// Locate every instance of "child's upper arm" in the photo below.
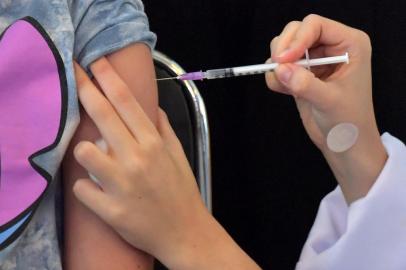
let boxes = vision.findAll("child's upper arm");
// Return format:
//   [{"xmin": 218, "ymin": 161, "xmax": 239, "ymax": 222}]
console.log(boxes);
[
  {"xmin": 63, "ymin": 1, "xmax": 158, "ymax": 269},
  {"xmin": 105, "ymin": 43, "xmax": 158, "ymax": 125},
  {"xmin": 70, "ymin": 0, "xmax": 156, "ymax": 71}
]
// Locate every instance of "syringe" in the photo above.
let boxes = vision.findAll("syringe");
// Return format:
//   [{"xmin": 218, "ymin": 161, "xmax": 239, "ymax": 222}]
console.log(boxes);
[{"xmin": 157, "ymin": 52, "xmax": 349, "ymax": 81}]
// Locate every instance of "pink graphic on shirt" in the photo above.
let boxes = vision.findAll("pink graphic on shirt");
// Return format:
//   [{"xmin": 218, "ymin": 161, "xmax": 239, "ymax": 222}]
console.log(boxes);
[{"xmin": 0, "ymin": 17, "xmax": 66, "ymax": 241}]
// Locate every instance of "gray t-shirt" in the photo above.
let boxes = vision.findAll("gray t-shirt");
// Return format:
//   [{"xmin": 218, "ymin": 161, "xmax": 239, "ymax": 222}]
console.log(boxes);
[{"xmin": 0, "ymin": 1, "xmax": 156, "ymax": 269}]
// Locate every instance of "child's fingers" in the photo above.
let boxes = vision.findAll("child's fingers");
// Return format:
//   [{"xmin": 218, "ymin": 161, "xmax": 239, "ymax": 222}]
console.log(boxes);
[
  {"xmin": 73, "ymin": 141, "xmax": 119, "ymax": 191},
  {"xmin": 275, "ymin": 14, "xmax": 353, "ymax": 63},
  {"xmin": 275, "ymin": 63, "xmax": 337, "ymax": 110},
  {"xmin": 73, "ymin": 178, "xmax": 113, "ymax": 221},
  {"xmin": 74, "ymin": 62, "xmax": 136, "ymax": 156},
  {"xmin": 90, "ymin": 58, "xmax": 159, "ymax": 144}
]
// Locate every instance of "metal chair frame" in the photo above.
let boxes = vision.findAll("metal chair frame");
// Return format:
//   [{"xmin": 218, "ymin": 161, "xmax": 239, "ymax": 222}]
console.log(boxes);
[{"xmin": 153, "ymin": 51, "xmax": 212, "ymax": 212}]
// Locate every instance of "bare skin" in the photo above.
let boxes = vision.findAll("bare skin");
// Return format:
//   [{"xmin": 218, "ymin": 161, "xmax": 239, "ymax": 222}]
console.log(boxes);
[
  {"xmin": 63, "ymin": 43, "xmax": 157, "ymax": 270},
  {"xmin": 71, "ymin": 15, "xmax": 387, "ymax": 269},
  {"xmin": 266, "ymin": 14, "xmax": 387, "ymax": 203}
]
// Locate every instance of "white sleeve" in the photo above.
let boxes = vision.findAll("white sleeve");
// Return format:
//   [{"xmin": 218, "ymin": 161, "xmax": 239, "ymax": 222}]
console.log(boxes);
[{"xmin": 296, "ymin": 133, "xmax": 406, "ymax": 270}]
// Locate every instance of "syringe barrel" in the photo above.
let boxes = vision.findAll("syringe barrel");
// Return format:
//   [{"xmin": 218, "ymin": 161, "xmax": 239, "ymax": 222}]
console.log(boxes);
[
  {"xmin": 203, "ymin": 52, "xmax": 349, "ymax": 80},
  {"xmin": 205, "ymin": 68, "xmax": 235, "ymax": 79},
  {"xmin": 206, "ymin": 63, "xmax": 278, "ymax": 79},
  {"xmin": 232, "ymin": 63, "xmax": 278, "ymax": 76}
]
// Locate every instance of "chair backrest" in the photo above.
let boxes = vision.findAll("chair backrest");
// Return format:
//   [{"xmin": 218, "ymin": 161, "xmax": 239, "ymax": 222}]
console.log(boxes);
[{"xmin": 153, "ymin": 51, "xmax": 212, "ymax": 212}]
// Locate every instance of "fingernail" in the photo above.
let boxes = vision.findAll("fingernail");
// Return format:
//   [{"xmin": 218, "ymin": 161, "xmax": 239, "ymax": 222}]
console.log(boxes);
[
  {"xmin": 265, "ymin": 58, "xmax": 272, "ymax": 64},
  {"xmin": 278, "ymin": 65, "xmax": 293, "ymax": 85}
]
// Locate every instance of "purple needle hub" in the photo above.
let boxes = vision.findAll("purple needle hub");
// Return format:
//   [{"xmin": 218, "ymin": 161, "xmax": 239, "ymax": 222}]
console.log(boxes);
[{"xmin": 179, "ymin": 71, "xmax": 205, "ymax": 81}]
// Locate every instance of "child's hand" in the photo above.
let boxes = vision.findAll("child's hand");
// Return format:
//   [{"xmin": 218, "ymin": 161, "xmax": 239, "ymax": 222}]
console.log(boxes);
[
  {"xmin": 266, "ymin": 14, "xmax": 387, "ymax": 203},
  {"xmin": 72, "ymin": 58, "xmax": 212, "ymax": 266},
  {"xmin": 72, "ymin": 59, "xmax": 260, "ymax": 270}
]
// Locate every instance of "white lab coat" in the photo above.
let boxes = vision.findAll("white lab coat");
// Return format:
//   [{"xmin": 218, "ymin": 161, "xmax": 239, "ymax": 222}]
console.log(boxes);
[{"xmin": 296, "ymin": 133, "xmax": 406, "ymax": 270}]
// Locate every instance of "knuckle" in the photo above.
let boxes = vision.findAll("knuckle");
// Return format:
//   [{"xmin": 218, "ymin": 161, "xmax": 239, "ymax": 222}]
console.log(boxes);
[
  {"xmin": 75, "ymin": 74, "xmax": 88, "ymax": 89},
  {"xmin": 356, "ymin": 30, "xmax": 372, "ymax": 52},
  {"xmin": 92, "ymin": 59, "xmax": 110, "ymax": 75},
  {"xmin": 303, "ymin": 14, "xmax": 321, "ymax": 23},
  {"xmin": 97, "ymin": 108, "xmax": 115, "ymax": 123},
  {"xmin": 159, "ymin": 108, "xmax": 168, "ymax": 122},
  {"xmin": 152, "ymin": 137, "xmax": 164, "ymax": 149},
  {"xmin": 285, "ymin": 20, "xmax": 300, "ymax": 30},
  {"xmin": 270, "ymin": 36, "xmax": 279, "ymax": 48},
  {"xmin": 123, "ymin": 157, "xmax": 143, "ymax": 176},
  {"xmin": 327, "ymin": 90, "xmax": 341, "ymax": 110},
  {"xmin": 356, "ymin": 29, "xmax": 370, "ymax": 40},
  {"xmin": 86, "ymin": 99, "xmax": 109, "ymax": 119},
  {"xmin": 270, "ymin": 36, "xmax": 279, "ymax": 55},
  {"xmin": 110, "ymin": 84, "xmax": 132, "ymax": 104},
  {"xmin": 144, "ymin": 137, "xmax": 164, "ymax": 153},
  {"xmin": 171, "ymin": 136, "xmax": 183, "ymax": 151},
  {"xmin": 108, "ymin": 204, "xmax": 127, "ymax": 227}
]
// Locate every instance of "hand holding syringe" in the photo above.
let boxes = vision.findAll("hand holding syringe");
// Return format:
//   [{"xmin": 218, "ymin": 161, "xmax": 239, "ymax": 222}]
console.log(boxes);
[{"xmin": 157, "ymin": 52, "xmax": 349, "ymax": 81}]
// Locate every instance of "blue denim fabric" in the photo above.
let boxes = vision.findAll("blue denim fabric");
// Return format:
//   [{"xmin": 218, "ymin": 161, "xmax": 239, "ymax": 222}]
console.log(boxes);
[{"xmin": 0, "ymin": 1, "xmax": 156, "ymax": 269}]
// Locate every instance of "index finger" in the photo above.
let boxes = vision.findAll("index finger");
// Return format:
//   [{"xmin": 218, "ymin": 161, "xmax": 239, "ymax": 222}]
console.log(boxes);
[
  {"xmin": 74, "ymin": 61, "xmax": 136, "ymax": 156},
  {"xmin": 275, "ymin": 14, "xmax": 355, "ymax": 62}
]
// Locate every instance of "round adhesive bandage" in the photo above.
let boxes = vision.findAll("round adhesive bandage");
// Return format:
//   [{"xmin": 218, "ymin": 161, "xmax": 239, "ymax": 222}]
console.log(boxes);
[{"xmin": 326, "ymin": 123, "xmax": 359, "ymax": 153}]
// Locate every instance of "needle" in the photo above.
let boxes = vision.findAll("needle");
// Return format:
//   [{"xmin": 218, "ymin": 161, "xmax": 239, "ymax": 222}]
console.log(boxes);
[{"xmin": 156, "ymin": 76, "xmax": 179, "ymax": 81}]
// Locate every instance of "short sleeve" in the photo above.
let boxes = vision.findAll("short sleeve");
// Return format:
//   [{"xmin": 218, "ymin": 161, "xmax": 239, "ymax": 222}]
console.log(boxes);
[
  {"xmin": 296, "ymin": 133, "xmax": 406, "ymax": 270},
  {"xmin": 69, "ymin": 0, "xmax": 157, "ymax": 71}
]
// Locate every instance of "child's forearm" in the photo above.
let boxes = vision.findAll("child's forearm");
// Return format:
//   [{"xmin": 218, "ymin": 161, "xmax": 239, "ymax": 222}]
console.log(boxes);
[
  {"xmin": 159, "ymin": 212, "xmax": 261, "ymax": 270},
  {"xmin": 63, "ymin": 43, "xmax": 157, "ymax": 270}
]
